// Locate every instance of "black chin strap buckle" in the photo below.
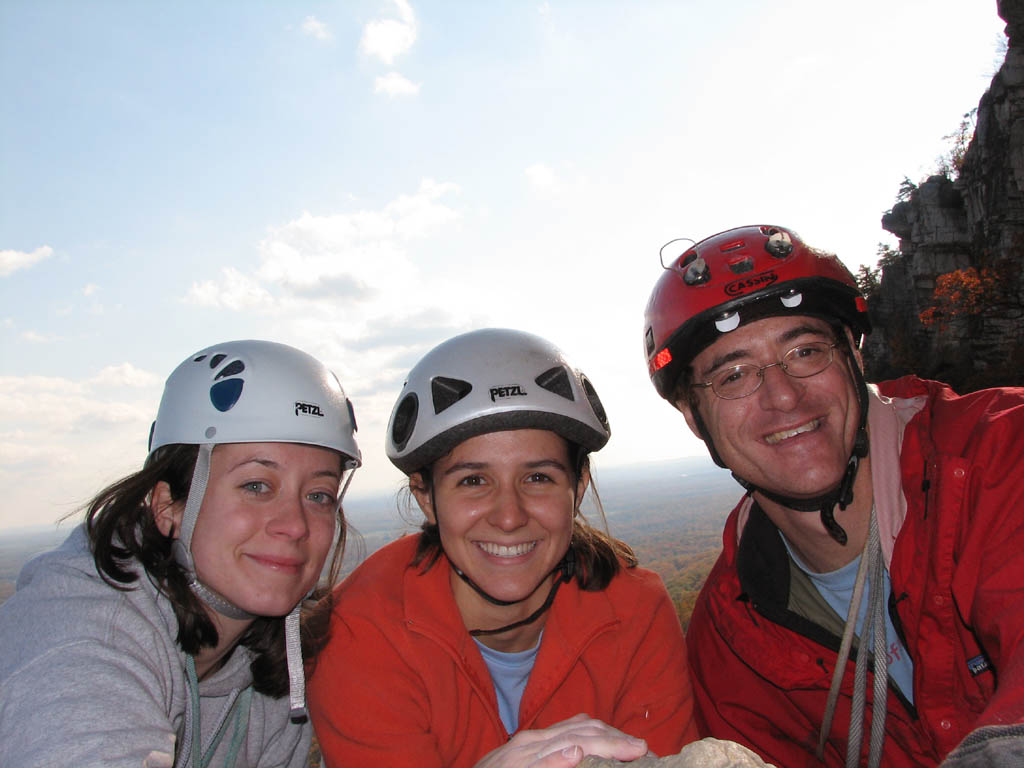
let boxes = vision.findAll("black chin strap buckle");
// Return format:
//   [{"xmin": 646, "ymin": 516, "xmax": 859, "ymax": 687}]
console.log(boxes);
[
  {"xmin": 560, "ymin": 548, "xmax": 576, "ymax": 580},
  {"xmin": 837, "ymin": 453, "xmax": 860, "ymax": 511},
  {"xmin": 819, "ymin": 453, "xmax": 858, "ymax": 546},
  {"xmin": 822, "ymin": 429, "xmax": 868, "ymax": 546},
  {"xmin": 819, "ymin": 501, "xmax": 848, "ymax": 546}
]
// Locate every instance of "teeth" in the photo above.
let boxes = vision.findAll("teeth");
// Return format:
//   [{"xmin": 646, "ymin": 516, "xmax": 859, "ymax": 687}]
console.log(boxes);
[
  {"xmin": 765, "ymin": 418, "xmax": 820, "ymax": 445},
  {"xmin": 477, "ymin": 541, "xmax": 537, "ymax": 557}
]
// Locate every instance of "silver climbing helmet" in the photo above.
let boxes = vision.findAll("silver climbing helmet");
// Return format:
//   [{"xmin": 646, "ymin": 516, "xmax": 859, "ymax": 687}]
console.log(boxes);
[
  {"xmin": 149, "ymin": 339, "xmax": 361, "ymax": 721},
  {"xmin": 386, "ymin": 328, "xmax": 610, "ymax": 475}
]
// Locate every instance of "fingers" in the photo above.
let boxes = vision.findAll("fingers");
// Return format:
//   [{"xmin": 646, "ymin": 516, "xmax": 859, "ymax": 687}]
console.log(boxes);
[
  {"xmin": 537, "ymin": 731, "xmax": 647, "ymax": 762},
  {"xmin": 473, "ymin": 715, "xmax": 648, "ymax": 768},
  {"xmin": 525, "ymin": 715, "xmax": 648, "ymax": 762},
  {"xmin": 528, "ymin": 745, "xmax": 585, "ymax": 768}
]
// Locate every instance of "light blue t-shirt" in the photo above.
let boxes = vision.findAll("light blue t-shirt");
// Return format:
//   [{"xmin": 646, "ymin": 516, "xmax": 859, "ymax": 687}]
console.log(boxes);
[
  {"xmin": 474, "ymin": 634, "xmax": 542, "ymax": 735},
  {"xmin": 784, "ymin": 536, "xmax": 915, "ymax": 703}
]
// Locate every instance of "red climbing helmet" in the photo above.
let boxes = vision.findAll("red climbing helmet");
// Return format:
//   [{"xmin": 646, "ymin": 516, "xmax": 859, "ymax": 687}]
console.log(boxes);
[{"xmin": 643, "ymin": 225, "xmax": 870, "ymax": 400}]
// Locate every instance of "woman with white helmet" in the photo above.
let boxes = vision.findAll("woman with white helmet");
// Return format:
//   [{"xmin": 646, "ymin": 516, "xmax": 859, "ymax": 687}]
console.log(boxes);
[
  {"xmin": 0, "ymin": 340, "xmax": 361, "ymax": 768},
  {"xmin": 308, "ymin": 328, "xmax": 697, "ymax": 768}
]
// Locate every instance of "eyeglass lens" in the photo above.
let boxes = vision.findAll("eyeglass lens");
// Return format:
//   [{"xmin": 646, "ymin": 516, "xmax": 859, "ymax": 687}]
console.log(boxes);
[{"xmin": 711, "ymin": 342, "xmax": 835, "ymax": 399}]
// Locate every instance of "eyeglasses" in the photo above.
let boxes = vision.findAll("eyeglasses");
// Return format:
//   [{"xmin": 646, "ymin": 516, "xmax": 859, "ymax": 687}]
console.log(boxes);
[{"xmin": 694, "ymin": 341, "xmax": 839, "ymax": 400}]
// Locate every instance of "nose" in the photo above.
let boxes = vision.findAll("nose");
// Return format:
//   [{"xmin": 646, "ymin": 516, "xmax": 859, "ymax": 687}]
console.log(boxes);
[
  {"xmin": 267, "ymin": 492, "xmax": 311, "ymax": 540},
  {"xmin": 486, "ymin": 483, "xmax": 529, "ymax": 532},
  {"xmin": 756, "ymin": 361, "xmax": 801, "ymax": 411}
]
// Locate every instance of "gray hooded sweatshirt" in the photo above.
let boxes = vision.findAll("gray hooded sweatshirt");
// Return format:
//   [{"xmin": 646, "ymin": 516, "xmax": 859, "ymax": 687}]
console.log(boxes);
[{"xmin": 0, "ymin": 525, "xmax": 311, "ymax": 768}]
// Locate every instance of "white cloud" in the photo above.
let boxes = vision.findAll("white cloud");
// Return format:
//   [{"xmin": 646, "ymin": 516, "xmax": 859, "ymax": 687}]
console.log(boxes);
[
  {"xmin": 0, "ymin": 245, "xmax": 53, "ymax": 277},
  {"xmin": 187, "ymin": 179, "xmax": 461, "ymax": 317},
  {"xmin": 89, "ymin": 363, "xmax": 161, "ymax": 389},
  {"xmin": 0, "ymin": 372, "xmax": 161, "ymax": 528},
  {"xmin": 361, "ymin": 0, "xmax": 417, "ymax": 65},
  {"xmin": 20, "ymin": 330, "xmax": 60, "ymax": 343},
  {"xmin": 301, "ymin": 15, "xmax": 333, "ymax": 42},
  {"xmin": 82, "ymin": 283, "xmax": 98, "ymax": 296},
  {"xmin": 186, "ymin": 266, "xmax": 276, "ymax": 312},
  {"xmin": 0, "ymin": 374, "xmax": 157, "ymax": 447},
  {"xmin": 525, "ymin": 163, "xmax": 557, "ymax": 189},
  {"xmin": 386, "ymin": 178, "xmax": 461, "ymax": 238},
  {"xmin": 374, "ymin": 72, "xmax": 420, "ymax": 96}
]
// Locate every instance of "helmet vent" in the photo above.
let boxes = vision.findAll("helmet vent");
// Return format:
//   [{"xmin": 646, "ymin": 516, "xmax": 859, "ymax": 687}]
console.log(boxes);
[
  {"xmin": 209, "ymin": 353, "xmax": 227, "ymax": 369},
  {"xmin": 346, "ymin": 398, "xmax": 358, "ymax": 432},
  {"xmin": 535, "ymin": 366, "xmax": 575, "ymax": 401},
  {"xmin": 581, "ymin": 376, "xmax": 609, "ymax": 429},
  {"xmin": 391, "ymin": 393, "xmax": 418, "ymax": 451},
  {"xmin": 431, "ymin": 376, "xmax": 472, "ymax": 415},
  {"xmin": 210, "ymin": 379, "xmax": 244, "ymax": 412},
  {"xmin": 214, "ymin": 359, "xmax": 245, "ymax": 380},
  {"xmin": 193, "ymin": 354, "xmax": 208, "ymax": 363},
  {"xmin": 727, "ymin": 257, "xmax": 754, "ymax": 274}
]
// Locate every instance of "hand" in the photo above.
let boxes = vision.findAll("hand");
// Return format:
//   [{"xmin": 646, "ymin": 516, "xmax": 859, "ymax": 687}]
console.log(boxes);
[{"xmin": 473, "ymin": 713, "xmax": 650, "ymax": 768}]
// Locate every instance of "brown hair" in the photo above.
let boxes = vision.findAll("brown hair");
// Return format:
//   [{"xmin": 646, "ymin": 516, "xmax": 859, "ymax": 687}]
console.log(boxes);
[
  {"xmin": 84, "ymin": 443, "xmax": 346, "ymax": 698},
  {"xmin": 407, "ymin": 444, "xmax": 636, "ymax": 590}
]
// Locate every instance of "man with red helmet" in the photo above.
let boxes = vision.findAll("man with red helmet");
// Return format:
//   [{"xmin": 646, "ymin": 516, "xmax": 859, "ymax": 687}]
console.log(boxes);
[{"xmin": 643, "ymin": 225, "xmax": 1024, "ymax": 767}]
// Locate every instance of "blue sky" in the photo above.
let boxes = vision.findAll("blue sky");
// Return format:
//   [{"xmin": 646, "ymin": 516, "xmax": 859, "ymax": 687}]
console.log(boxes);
[{"xmin": 0, "ymin": 0, "xmax": 1007, "ymax": 530}]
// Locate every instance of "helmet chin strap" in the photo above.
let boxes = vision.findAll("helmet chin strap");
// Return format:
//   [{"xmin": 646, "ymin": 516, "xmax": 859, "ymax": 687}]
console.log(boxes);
[
  {"xmin": 431, "ymin": 474, "xmax": 579, "ymax": 638},
  {"xmin": 173, "ymin": 444, "xmax": 256, "ymax": 621},
  {"xmin": 455, "ymin": 552, "xmax": 575, "ymax": 638},
  {"xmin": 692, "ymin": 335, "xmax": 871, "ymax": 546}
]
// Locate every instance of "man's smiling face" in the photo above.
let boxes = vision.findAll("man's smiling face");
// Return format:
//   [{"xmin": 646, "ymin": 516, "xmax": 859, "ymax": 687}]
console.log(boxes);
[{"xmin": 678, "ymin": 314, "xmax": 862, "ymax": 503}]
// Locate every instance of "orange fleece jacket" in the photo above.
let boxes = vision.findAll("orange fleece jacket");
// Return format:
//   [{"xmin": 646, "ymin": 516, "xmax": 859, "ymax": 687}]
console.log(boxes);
[{"xmin": 308, "ymin": 534, "xmax": 697, "ymax": 767}]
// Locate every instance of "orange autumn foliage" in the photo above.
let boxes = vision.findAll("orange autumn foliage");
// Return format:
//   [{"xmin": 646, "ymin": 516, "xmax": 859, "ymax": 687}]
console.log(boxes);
[{"xmin": 919, "ymin": 267, "xmax": 999, "ymax": 331}]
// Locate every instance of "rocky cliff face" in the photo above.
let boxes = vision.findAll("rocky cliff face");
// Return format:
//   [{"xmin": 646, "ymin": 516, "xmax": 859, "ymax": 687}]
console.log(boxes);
[
  {"xmin": 578, "ymin": 738, "xmax": 773, "ymax": 768},
  {"xmin": 865, "ymin": 0, "xmax": 1024, "ymax": 391}
]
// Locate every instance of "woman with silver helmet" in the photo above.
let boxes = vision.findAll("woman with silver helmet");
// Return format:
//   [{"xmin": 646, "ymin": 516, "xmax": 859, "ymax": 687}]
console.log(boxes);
[
  {"xmin": 308, "ymin": 328, "xmax": 697, "ymax": 767},
  {"xmin": 0, "ymin": 340, "xmax": 361, "ymax": 768}
]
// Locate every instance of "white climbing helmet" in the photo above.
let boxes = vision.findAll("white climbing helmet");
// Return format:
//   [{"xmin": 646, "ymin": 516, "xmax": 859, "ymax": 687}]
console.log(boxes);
[
  {"xmin": 149, "ymin": 339, "xmax": 361, "ymax": 722},
  {"xmin": 386, "ymin": 328, "xmax": 610, "ymax": 475},
  {"xmin": 149, "ymin": 339, "xmax": 361, "ymax": 462}
]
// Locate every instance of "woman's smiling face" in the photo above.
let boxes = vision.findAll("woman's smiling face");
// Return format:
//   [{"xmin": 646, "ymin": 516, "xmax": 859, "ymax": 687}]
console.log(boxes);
[
  {"xmin": 155, "ymin": 441, "xmax": 343, "ymax": 618},
  {"xmin": 413, "ymin": 428, "xmax": 582, "ymax": 625}
]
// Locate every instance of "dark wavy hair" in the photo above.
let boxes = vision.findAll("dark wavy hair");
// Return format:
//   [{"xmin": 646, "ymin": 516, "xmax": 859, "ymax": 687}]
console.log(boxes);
[
  {"xmin": 84, "ymin": 443, "xmax": 347, "ymax": 698},
  {"xmin": 407, "ymin": 443, "xmax": 636, "ymax": 590}
]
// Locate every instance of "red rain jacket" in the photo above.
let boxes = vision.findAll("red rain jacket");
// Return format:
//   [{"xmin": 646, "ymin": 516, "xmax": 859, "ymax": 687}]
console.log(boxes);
[{"xmin": 687, "ymin": 377, "xmax": 1024, "ymax": 766}]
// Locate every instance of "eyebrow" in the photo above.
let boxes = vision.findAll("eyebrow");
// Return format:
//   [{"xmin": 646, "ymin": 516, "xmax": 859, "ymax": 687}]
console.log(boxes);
[
  {"xmin": 699, "ymin": 323, "xmax": 833, "ymax": 379},
  {"xmin": 441, "ymin": 458, "xmax": 569, "ymax": 476},
  {"xmin": 229, "ymin": 457, "xmax": 341, "ymax": 480}
]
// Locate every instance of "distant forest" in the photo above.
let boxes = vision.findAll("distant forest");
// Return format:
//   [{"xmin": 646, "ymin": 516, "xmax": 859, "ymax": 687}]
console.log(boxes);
[{"xmin": 594, "ymin": 461, "xmax": 738, "ymax": 628}]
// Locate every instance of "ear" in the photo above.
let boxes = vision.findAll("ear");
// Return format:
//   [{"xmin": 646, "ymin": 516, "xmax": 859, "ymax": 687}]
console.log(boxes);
[
  {"xmin": 150, "ymin": 481, "xmax": 184, "ymax": 538},
  {"xmin": 409, "ymin": 473, "xmax": 435, "ymax": 524},
  {"xmin": 672, "ymin": 394, "xmax": 707, "ymax": 441},
  {"xmin": 843, "ymin": 326, "xmax": 866, "ymax": 374}
]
